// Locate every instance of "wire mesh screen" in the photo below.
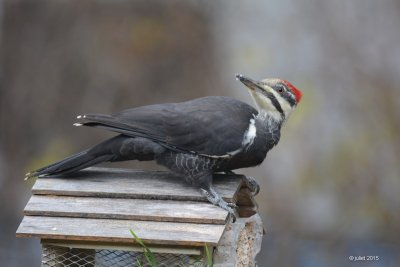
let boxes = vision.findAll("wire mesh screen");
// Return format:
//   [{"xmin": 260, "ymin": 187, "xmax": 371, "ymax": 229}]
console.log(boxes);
[{"xmin": 42, "ymin": 245, "xmax": 204, "ymax": 267}]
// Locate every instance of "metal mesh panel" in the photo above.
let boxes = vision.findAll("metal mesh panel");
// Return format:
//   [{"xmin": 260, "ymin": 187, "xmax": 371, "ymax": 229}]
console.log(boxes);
[
  {"xmin": 42, "ymin": 246, "xmax": 95, "ymax": 267},
  {"xmin": 42, "ymin": 245, "xmax": 204, "ymax": 267}
]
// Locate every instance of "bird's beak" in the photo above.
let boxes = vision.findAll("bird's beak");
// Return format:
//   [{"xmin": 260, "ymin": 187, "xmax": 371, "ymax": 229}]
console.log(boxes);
[{"xmin": 235, "ymin": 74, "xmax": 263, "ymax": 92}]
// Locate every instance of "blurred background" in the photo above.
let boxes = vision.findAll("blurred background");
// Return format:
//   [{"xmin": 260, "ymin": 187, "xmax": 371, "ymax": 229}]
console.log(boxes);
[{"xmin": 1, "ymin": 0, "xmax": 399, "ymax": 266}]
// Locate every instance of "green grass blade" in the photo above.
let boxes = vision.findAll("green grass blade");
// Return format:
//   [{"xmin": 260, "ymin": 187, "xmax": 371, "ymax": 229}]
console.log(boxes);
[
  {"xmin": 130, "ymin": 229, "xmax": 158, "ymax": 267},
  {"xmin": 136, "ymin": 257, "xmax": 143, "ymax": 267},
  {"xmin": 204, "ymin": 244, "xmax": 213, "ymax": 267},
  {"xmin": 130, "ymin": 229, "xmax": 146, "ymax": 247}
]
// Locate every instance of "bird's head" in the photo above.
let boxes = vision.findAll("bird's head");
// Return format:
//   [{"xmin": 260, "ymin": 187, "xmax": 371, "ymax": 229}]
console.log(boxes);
[{"xmin": 236, "ymin": 74, "xmax": 302, "ymax": 122}]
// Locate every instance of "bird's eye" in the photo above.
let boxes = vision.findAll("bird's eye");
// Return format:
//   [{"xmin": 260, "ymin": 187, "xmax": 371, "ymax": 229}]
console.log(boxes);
[{"xmin": 277, "ymin": 86, "xmax": 284, "ymax": 93}]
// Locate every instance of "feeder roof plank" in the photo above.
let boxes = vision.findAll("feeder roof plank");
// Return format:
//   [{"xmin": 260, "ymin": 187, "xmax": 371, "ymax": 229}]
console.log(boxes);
[
  {"xmin": 32, "ymin": 167, "xmax": 242, "ymax": 203},
  {"xmin": 24, "ymin": 195, "xmax": 228, "ymax": 224},
  {"xmin": 16, "ymin": 216, "xmax": 225, "ymax": 247}
]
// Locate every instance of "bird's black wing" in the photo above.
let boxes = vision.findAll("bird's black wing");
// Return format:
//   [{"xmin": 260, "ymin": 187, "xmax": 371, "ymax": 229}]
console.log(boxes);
[{"xmin": 78, "ymin": 96, "xmax": 257, "ymax": 156}]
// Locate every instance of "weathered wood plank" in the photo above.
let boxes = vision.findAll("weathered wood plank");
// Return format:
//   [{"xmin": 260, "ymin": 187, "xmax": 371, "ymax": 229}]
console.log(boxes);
[
  {"xmin": 32, "ymin": 167, "xmax": 243, "ymax": 203},
  {"xmin": 24, "ymin": 195, "xmax": 228, "ymax": 224},
  {"xmin": 16, "ymin": 216, "xmax": 225, "ymax": 246}
]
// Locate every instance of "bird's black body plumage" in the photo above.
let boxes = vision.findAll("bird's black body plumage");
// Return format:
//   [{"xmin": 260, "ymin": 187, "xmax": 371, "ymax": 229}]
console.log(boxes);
[{"xmin": 31, "ymin": 97, "xmax": 281, "ymax": 175}]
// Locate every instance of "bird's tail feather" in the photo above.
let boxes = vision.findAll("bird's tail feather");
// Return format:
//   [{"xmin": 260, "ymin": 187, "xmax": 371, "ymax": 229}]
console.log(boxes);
[{"xmin": 25, "ymin": 149, "xmax": 112, "ymax": 180}]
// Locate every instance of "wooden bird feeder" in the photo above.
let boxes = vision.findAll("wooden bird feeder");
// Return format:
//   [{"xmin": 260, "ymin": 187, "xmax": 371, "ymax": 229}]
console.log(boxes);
[{"xmin": 16, "ymin": 167, "xmax": 262, "ymax": 266}]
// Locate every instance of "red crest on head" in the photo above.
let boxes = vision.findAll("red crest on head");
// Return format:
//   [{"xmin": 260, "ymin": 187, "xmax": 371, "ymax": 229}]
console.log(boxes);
[{"xmin": 282, "ymin": 80, "xmax": 302, "ymax": 103}]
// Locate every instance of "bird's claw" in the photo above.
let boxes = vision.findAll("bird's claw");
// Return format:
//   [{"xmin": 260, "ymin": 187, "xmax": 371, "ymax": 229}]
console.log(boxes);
[
  {"xmin": 227, "ymin": 210, "xmax": 237, "ymax": 223},
  {"xmin": 222, "ymin": 203, "xmax": 237, "ymax": 223},
  {"xmin": 243, "ymin": 175, "xmax": 260, "ymax": 196},
  {"xmin": 227, "ymin": 202, "xmax": 237, "ymax": 209},
  {"xmin": 225, "ymin": 171, "xmax": 260, "ymax": 196},
  {"xmin": 226, "ymin": 203, "xmax": 239, "ymax": 223},
  {"xmin": 217, "ymin": 201, "xmax": 238, "ymax": 223}
]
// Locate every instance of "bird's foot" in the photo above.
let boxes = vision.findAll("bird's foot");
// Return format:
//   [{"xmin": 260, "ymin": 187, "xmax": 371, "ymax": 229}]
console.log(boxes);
[
  {"xmin": 225, "ymin": 171, "xmax": 260, "ymax": 196},
  {"xmin": 223, "ymin": 202, "xmax": 238, "ymax": 223},
  {"xmin": 200, "ymin": 188, "xmax": 238, "ymax": 223},
  {"xmin": 243, "ymin": 175, "xmax": 260, "ymax": 196}
]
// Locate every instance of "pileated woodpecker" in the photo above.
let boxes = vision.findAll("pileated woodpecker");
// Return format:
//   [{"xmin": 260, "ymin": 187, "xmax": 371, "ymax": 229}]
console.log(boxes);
[{"xmin": 26, "ymin": 74, "xmax": 302, "ymax": 219}]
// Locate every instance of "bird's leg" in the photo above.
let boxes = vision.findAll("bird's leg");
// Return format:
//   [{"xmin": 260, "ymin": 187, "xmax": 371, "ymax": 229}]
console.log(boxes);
[
  {"xmin": 195, "ymin": 172, "xmax": 237, "ymax": 222},
  {"xmin": 200, "ymin": 186, "xmax": 237, "ymax": 223},
  {"xmin": 225, "ymin": 170, "xmax": 260, "ymax": 196}
]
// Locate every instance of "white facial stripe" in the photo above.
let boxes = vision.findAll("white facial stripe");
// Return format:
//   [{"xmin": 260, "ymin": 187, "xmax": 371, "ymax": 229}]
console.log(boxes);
[
  {"xmin": 269, "ymin": 88, "xmax": 292, "ymax": 116},
  {"xmin": 250, "ymin": 91, "xmax": 282, "ymax": 121}
]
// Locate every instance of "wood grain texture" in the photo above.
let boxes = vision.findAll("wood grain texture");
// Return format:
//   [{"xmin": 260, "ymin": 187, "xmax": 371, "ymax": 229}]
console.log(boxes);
[
  {"xmin": 32, "ymin": 167, "xmax": 243, "ymax": 202},
  {"xmin": 17, "ymin": 216, "xmax": 225, "ymax": 246},
  {"xmin": 25, "ymin": 195, "xmax": 228, "ymax": 224}
]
